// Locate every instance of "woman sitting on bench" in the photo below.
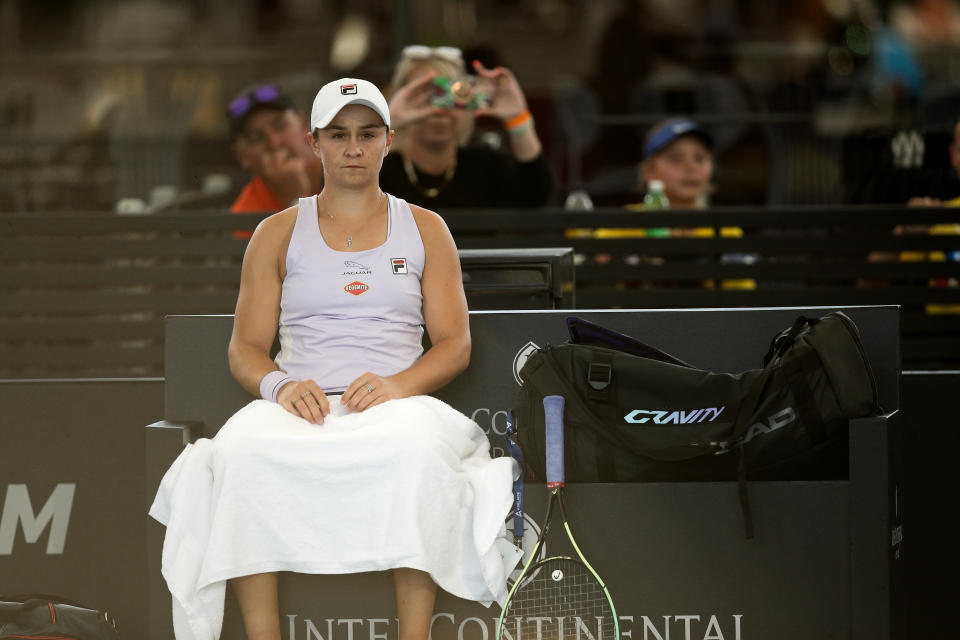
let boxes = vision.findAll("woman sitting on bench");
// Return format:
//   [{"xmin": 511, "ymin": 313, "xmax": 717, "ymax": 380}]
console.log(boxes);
[{"xmin": 150, "ymin": 78, "xmax": 517, "ymax": 640}]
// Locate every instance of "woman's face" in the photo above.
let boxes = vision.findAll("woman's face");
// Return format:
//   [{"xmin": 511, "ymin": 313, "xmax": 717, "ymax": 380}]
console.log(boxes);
[
  {"xmin": 404, "ymin": 63, "xmax": 469, "ymax": 150},
  {"xmin": 310, "ymin": 104, "xmax": 393, "ymax": 187},
  {"xmin": 642, "ymin": 136, "xmax": 714, "ymax": 208}
]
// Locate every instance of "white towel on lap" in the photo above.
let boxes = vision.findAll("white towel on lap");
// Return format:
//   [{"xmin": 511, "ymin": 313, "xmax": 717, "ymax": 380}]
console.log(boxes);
[{"xmin": 149, "ymin": 395, "xmax": 518, "ymax": 640}]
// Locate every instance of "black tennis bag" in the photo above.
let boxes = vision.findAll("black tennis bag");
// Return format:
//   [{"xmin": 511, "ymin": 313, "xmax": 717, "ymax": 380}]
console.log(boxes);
[
  {"xmin": 513, "ymin": 312, "xmax": 881, "ymax": 485},
  {"xmin": 0, "ymin": 594, "xmax": 121, "ymax": 640}
]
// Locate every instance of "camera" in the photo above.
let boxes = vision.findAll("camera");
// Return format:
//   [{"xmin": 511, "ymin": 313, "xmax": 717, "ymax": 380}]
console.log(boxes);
[{"xmin": 429, "ymin": 75, "xmax": 493, "ymax": 111}]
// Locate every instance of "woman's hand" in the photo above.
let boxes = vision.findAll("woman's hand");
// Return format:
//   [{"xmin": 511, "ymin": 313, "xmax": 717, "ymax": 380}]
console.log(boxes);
[
  {"xmin": 340, "ymin": 373, "xmax": 406, "ymax": 412},
  {"xmin": 277, "ymin": 379, "xmax": 330, "ymax": 425},
  {"xmin": 471, "ymin": 60, "xmax": 529, "ymax": 122},
  {"xmin": 389, "ymin": 72, "xmax": 443, "ymax": 130}
]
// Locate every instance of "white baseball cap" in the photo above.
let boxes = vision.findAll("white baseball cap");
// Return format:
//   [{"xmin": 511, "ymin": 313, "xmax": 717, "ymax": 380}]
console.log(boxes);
[{"xmin": 310, "ymin": 78, "xmax": 391, "ymax": 130}]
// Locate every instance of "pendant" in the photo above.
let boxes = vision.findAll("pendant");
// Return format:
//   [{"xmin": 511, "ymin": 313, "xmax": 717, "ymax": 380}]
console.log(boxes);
[
  {"xmin": 347, "ymin": 235, "xmax": 353, "ymax": 248},
  {"xmin": 424, "ymin": 187, "xmax": 439, "ymax": 198}
]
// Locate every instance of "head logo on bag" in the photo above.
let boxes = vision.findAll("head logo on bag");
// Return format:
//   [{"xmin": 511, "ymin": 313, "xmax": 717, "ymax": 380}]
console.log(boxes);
[
  {"xmin": 513, "ymin": 341, "xmax": 540, "ymax": 385},
  {"xmin": 624, "ymin": 406, "xmax": 726, "ymax": 425},
  {"xmin": 711, "ymin": 407, "xmax": 798, "ymax": 455}
]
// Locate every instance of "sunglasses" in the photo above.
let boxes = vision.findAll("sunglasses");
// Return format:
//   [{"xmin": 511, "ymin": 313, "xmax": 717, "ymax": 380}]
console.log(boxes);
[
  {"xmin": 227, "ymin": 84, "xmax": 284, "ymax": 121},
  {"xmin": 401, "ymin": 45, "xmax": 463, "ymax": 62}
]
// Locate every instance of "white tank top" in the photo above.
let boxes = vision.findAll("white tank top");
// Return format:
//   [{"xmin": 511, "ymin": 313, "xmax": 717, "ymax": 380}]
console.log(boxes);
[{"xmin": 274, "ymin": 193, "xmax": 426, "ymax": 392}]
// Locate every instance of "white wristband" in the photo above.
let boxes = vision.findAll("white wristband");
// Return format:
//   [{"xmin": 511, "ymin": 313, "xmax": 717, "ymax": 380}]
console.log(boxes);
[{"xmin": 259, "ymin": 370, "xmax": 293, "ymax": 403}]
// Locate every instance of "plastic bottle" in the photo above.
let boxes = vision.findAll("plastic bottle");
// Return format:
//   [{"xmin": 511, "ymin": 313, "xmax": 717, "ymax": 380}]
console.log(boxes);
[
  {"xmin": 643, "ymin": 179, "xmax": 670, "ymax": 209},
  {"xmin": 643, "ymin": 179, "xmax": 670, "ymax": 238}
]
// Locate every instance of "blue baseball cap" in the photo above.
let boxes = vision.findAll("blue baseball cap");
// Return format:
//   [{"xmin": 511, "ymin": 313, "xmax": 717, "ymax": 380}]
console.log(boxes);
[{"xmin": 643, "ymin": 119, "xmax": 714, "ymax": 160}]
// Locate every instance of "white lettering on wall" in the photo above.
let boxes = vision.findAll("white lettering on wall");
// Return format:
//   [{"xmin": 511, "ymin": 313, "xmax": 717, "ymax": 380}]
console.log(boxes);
[
  {"xmin": 0, "ymin": 483, "xmax": 75, "ymax": 555},
  {"xmin": 285, "ymin": 612, "xmax": 743, "ymax": 640}
]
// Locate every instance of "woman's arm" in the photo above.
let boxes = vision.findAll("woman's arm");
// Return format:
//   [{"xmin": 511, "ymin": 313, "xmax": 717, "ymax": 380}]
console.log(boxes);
[
  {"xmin": 227, "ymin": 207, "xmax": 329, "ymax": 424},
  {"xmin": 227, "ymin": 210, "xmax": 291, "ymax": 396},
  {"xmin": 340, "ymin": 206, "xmax": 470, "ymax": 410},
  {"xmin": 472, "ymin": 61, "xmax": 542, "ymax": 162}
]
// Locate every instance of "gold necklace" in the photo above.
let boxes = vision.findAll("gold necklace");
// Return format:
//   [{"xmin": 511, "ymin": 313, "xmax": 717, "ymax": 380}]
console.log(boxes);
[
  {"xmin": 319, "ymin": 191, "xmax": 384, "ymax": 248},
  {"xmin": 402, "ymin": 153, "xmax": 457, "ymax": 198}
]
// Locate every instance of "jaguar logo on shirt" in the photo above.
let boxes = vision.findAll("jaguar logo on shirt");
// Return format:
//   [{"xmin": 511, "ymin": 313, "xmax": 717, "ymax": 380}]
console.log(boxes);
[
  {"xmin": 341, "ymin": 260, "xmax": 372, "ymax": 276},
  {"xmin": 344, "ymin": 281, "xmax": 369, "ymax": 296}
]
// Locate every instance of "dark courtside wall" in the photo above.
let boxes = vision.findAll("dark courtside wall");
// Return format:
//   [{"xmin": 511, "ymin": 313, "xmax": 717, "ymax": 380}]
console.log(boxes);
[
  {"xmin": 0, "ymin": 378, "xmax": 163, "ymax": 639},
  {"xmin": 1, "ymin": 343, "xmax": 956, "ymax": 638}
]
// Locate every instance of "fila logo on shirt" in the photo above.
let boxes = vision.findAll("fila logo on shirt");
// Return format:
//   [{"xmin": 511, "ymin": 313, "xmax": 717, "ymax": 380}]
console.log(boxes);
[
  {"xmin": 340, "ymin": 84, "xmax": 357, "ymax": 95},
  {"xmin": 344, "ymin": 281, "xmax": 369, "ymax": 295},
  {"xmin": 391, "ymin": 258, "xmax": 408, "ymax": 275}
]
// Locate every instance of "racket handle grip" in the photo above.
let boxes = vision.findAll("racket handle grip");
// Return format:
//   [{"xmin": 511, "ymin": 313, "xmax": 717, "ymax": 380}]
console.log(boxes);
[{"xmin": 543, "ymin": 395, "xmax": 565, "ymax": 488}]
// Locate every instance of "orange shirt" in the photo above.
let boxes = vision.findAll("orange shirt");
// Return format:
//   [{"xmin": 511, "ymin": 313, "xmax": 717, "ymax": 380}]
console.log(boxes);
[
  {"xmin": 230, "ymin": 177, "xmax": 285, "ymax": 239},
  {"xmin": 230, "ymin": 176, "xmax": 285, "ymax": 214}
]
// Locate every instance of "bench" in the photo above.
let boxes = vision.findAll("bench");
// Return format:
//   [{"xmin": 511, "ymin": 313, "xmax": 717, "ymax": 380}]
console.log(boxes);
[{"xmin": 146, "ymin": 306, "xmax": 902, "ymax": 640}]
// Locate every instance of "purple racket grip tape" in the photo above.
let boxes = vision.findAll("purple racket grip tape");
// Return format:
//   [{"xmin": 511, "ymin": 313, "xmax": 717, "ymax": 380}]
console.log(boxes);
[{"xmin": 543, "ymin": 395, "xmax": 566, "ymax": 488}]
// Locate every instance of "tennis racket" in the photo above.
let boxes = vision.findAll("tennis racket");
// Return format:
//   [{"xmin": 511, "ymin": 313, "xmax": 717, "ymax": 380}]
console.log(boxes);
[{"xmin": 496, "ymin": 395, "xmax": 619, "ymax": 640}]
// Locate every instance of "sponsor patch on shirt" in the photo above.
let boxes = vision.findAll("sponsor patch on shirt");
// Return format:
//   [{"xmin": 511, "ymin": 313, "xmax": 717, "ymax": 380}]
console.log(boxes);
[
  {"xmin": 344, "ymin": 281, "xmax": 369, "ymax": 295},
  {"xmin": 391, "ymin": 258, "xmax": 408, "ymax": 275},
  {"xmin": 342, "ymin": 260, "xmax": 372, "ymax": 276}
]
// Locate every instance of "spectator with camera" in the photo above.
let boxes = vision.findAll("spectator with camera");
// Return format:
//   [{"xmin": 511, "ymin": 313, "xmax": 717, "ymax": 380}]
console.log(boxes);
[
  {"xmin": 228, "ymin": 84, "xmax": 325, "ymax": 213},
  {"xmin": 380, "ymin": 45, "xmax": 553, "ymax": 209}
]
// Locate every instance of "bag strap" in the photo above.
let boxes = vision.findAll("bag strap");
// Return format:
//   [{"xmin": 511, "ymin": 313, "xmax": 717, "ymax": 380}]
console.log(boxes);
[
  {"xmin": 763, "ymin": 316, "xmax": 818, "ymax": 366},
  {"xmin": 737, "ymin": 443, "xmax": 755, "ymax": 539}
]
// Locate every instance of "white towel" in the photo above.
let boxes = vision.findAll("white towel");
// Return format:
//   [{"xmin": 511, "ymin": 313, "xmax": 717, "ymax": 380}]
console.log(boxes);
[{"xmin": 149, "ymin": 395, "xmax": 519, "ymax": 640}]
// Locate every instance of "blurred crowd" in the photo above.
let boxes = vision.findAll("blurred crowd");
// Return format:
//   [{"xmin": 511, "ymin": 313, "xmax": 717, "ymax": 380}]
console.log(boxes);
[{"xmin": 2, "ymin": 0, "xmax": 960, "ymax": 213}]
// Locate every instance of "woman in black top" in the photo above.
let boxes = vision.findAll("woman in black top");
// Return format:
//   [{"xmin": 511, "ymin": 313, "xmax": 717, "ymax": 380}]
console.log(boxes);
[{"xmin": 380, "ymin": 45, "xmax": 554, "ymax": 209}]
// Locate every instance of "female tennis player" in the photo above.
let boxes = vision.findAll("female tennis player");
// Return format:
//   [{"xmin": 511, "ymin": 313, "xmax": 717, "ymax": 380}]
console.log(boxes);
[{"xmin": 150, "ymin": 77, "xmax": 517, "ymax": 640}]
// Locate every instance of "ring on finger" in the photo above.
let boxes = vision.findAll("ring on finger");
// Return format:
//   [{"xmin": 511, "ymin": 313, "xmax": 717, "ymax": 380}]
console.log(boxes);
[{"xmin": 365, "ymin": 383, "xmax": 374, "ymax": 393}]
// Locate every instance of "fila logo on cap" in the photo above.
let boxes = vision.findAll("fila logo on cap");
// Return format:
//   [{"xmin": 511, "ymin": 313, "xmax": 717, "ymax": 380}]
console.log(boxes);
[
  {"xmin": 391, "ymin": 258, "xmax": 408, "ymax": 274},
  {"xmin": 340, "ymin": 84, "xmax": 358, "ymax": 95}
]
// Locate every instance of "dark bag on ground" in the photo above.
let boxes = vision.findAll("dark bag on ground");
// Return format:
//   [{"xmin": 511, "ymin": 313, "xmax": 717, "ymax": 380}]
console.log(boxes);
[
  {"xmin": 513, "ymin": 312, "xmax": 881, "ymax": 485},
  {"xmin": 0, "ymin": 594, "xmax": 121, "ymax": 640}
]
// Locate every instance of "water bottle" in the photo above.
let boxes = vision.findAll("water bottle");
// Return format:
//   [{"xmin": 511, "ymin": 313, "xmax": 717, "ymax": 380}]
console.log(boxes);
[
  {"xmin": 643, "ymin": 179, "xmax": 670, "ymax": 210},
  {"xmin": 643, "ymin": 180, "xmax": 670, "ymax": 238}
]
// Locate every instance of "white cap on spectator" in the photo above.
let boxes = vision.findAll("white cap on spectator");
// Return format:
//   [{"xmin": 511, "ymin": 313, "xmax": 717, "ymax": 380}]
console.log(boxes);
[{"xmin": 310, "ymin": 78, "xmax": 391, "ymax": 131}]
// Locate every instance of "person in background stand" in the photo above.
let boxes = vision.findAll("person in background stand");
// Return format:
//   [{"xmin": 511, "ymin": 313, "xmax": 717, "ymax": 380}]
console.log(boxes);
[
  {"xmin": 633, "ymin": 118, "xmax": 715, "ymax": 211},
  {"xmin": 869, "ymin": 113, "xmax": 960, "ymax": 308},
  {"xmin": 908, "ymin": 114, "xmax": 960, "ymax": 208},
  {"xmin": 379, "ymin": 45, "xmax": 553, "ymax": 209},
  {"xmin": 569, "ymin": 118, "xmax": 753, "ymax": 289},
  {"xmin": 228, "ymin": 84, "xmax": 325, "ymax": 214}
]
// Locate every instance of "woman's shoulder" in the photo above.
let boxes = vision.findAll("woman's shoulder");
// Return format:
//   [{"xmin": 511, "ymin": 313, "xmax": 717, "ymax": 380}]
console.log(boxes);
[
  {"xmin": 406, "ymin": 202, "xmax": 447, "ymax": 231},
  {"xmin": 402, "ymin": 201, "xmax": 454, "ymax": 248},
  {"xmin": 254, "ymin": 205, "xmax": 298, "ymax": 236},
  {"xmin": 247, "ymin": 204, "xmax": 300, "ymax": 255}
]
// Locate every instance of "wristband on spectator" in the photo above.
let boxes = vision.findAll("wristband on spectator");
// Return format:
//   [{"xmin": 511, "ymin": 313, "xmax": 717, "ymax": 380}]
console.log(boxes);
[
  {"xmin": 504, "ymin": 110, "xmax": 533, "ymax": 134},
  {"xmin": 259, "ymin": 369, "xmax": 293, "ymax": 403}
]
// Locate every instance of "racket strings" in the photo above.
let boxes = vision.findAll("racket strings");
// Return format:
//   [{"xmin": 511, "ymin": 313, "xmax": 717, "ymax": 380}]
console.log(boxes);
[{"xmin": 502, "ymin": 557, "xmax": 616, "ymax": 640}]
